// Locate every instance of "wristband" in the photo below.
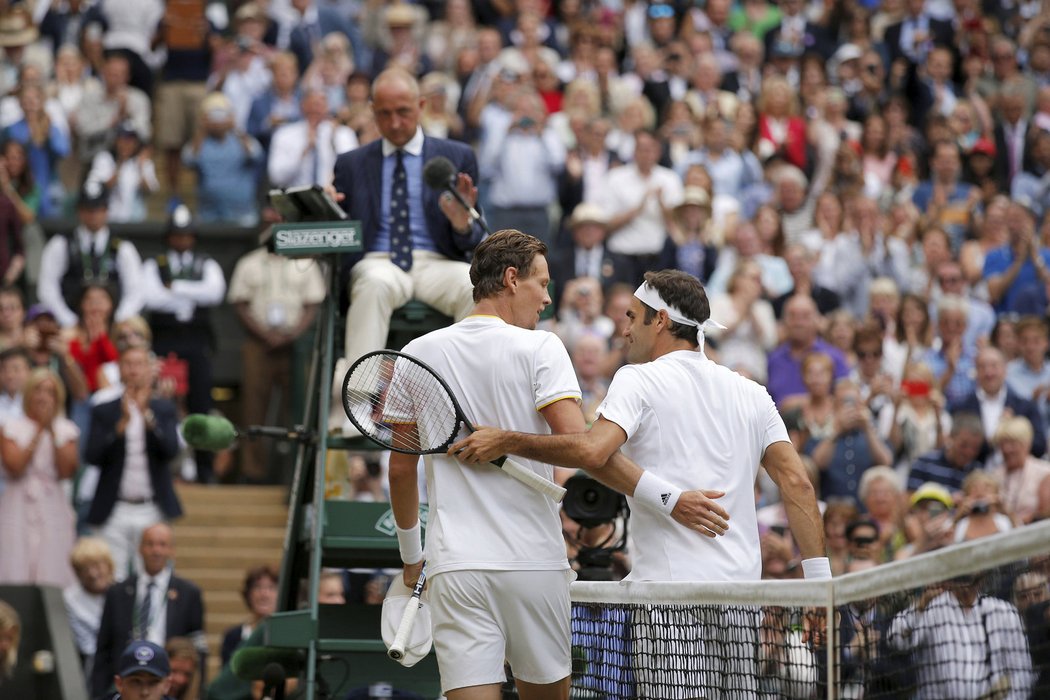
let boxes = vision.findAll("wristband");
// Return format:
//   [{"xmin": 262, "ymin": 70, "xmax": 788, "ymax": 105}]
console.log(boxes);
[
  {"xmin": 395, "ymin": 522, "xmax": 423, "ymax": 565},
  {"xmin": 634, "ymin": 471, "xmax": 682, "ymax": 515},
  {"xmin": 801, "ymin": 556, "xmax": 833, "ymax": 580}
]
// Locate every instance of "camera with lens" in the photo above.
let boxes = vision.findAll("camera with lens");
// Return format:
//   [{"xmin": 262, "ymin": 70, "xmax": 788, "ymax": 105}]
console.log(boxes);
[
  {"xmin": 562, "ymin": 474, "xmax": 628, "ymax": 581},
  {"xmin": 564, "ymin": 473, "xmax": 626, "ymax": 527},
  {"xmin": 970, "ymin": 500, "xmax": 990, "ymax": 515}
]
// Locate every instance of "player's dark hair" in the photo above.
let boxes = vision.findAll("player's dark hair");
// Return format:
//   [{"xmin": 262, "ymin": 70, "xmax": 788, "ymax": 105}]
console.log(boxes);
[
  {"xmin": 639, "ymin": 270, "xmax": 710, "ymax": 345},
  {"xmin": 470, "ymin": 229, "xmax": 548, "ymax": 302}
]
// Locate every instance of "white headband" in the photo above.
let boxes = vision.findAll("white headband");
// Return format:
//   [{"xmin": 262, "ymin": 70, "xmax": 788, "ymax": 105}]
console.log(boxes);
[{"xmin": 634, "ymin": 282, "xmax": 725, "ymax": 351}]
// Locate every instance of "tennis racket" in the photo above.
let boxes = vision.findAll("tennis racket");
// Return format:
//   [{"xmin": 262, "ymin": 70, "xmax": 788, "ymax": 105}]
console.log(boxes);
[
  {"xmin": 341, "ymin": 350, "xmax": 566, "ymax": 502},
  {"xmin": 388, "ymin": 563, "xmax": 426, "ymax": 662}
]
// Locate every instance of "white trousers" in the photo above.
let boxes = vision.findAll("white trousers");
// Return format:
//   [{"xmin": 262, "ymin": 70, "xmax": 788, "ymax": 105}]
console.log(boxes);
[
  {"xmin": 92, "ymin": 501, "xmax": 165, "ymax": 582},
  {"xmin": 341, "ymin": 251, "xmax": 475, "ymax": 370}
]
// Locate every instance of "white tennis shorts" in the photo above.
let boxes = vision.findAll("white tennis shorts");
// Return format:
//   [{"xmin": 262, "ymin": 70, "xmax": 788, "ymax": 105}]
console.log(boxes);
[{"xmin": 429, "ymin": 569, "xmax": 574, "ymax": 693}]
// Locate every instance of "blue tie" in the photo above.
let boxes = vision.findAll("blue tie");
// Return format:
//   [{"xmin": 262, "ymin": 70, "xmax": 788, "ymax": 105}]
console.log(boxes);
[{"xmin": 390, "ymin": 150, "xmax": 413, "ymax": 271}]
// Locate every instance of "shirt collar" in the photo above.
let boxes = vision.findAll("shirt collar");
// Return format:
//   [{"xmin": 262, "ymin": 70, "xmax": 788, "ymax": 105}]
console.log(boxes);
[
  {"xmin": 382, "ymin": 128, "xmax": 424, "ymax": 157},
  {"xmin": 977, "ymin": 386, "xmax": 1006, "ymax": 403},
  {"xmin": 77, "ymin": 226, "xmax": 110, "ymax": 251},
  {"xmin": 140, "ymin": 565, "xmax": 172, "ymax": 592}
]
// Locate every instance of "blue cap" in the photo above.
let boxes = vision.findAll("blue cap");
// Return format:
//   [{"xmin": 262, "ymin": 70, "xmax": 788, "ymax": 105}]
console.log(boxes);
[{"xmin": 118, "ymin": 641, "xmax": 170, "ymax": 678}]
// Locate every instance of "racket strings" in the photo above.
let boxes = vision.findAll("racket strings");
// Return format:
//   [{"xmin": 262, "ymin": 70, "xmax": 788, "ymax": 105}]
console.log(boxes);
[{"xmin": 343, "ymin": 353, "xmax": 458, "ymax": 453}]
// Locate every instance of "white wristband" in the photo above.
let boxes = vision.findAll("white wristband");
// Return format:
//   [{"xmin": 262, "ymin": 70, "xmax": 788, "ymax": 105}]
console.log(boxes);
[
  {"xmin": 802, "ymin": 556, "xmax": 832, "ymax": 580},
  {"xmin": 634, "ymin": 471, "xmax": 682, "ymax": 515},
  {"xmin": 395, "ymin": 522, "xmax": 423, "ymax": 565}
]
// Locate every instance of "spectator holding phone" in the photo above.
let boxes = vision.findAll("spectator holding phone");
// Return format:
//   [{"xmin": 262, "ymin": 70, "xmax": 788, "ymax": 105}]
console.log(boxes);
[
  {"xmin": 896, "ymin": 483, "xmax": 957, "ymax": 560},
  {"xmin": 23, "ymin": 305, "xmax": 89, "ymax": 411},
  {"xmin": 954, "ymin": 471, "xmax": 1013, "ymax": 542},
  {"xmin": 878, "ymin": 361, "xmax": 949, "ymax": 474}
]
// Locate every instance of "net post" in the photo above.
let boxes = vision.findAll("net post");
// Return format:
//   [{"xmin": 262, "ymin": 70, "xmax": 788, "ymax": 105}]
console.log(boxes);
[{"xmin": 825, "ymin": 581, "xmax": 835, "ymax": 700}]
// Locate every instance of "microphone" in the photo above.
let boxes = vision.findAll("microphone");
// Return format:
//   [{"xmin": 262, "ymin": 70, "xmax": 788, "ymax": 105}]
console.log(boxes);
[
  {"xmin": 261, "ymin": 662, "xmax": 286, "ymax": 700},
  {"xmin": 422, "ymin": 156, "xmax": 487, "ymax": 231},
  {"xmin": 231, "ymin": 646, "xmax": 305, "ymax": 681},
  {"xmin": 181, "ymin": 414, "xmax": 238, "ymax": 451},
  {"xmin": 181, "ymin": 414, "xmax": 316, "ymax": 451}
]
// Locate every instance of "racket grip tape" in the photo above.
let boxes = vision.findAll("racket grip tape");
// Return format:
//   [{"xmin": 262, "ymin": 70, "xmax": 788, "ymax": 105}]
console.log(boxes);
[
  {"xmin": 388, "ymin": 602, "xmax": 420, "ymax": 662},
  {"xmin": 497, "ymin": 457, "xmax": 567, "ymax": 502}
]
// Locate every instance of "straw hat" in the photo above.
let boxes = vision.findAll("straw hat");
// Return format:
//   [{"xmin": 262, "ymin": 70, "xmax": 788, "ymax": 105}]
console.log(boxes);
[
  {"xmin": 385, "ymin": 3, "xmax": 418, "ymax": 27},
  {"xmin": 0, "ymin": 8, "xmax": 39, "ymax": 48},
  {"xmin": 568, "ymin": 203, "xmax": 609, "ymax": 229},
  {"xmin": 676, "ymin": 187, "xmax": 712, "ymax": 210}
]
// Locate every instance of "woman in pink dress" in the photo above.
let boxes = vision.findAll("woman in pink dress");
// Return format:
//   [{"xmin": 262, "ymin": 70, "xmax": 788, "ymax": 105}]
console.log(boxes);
[{"xmin": 0, "ymin": 368, "xmax": 79, "ymax": 586}]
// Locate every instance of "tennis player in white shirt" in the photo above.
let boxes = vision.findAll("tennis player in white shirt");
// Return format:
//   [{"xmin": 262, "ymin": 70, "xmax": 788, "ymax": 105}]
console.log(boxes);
[
  {"xmin": 451, "ymin": 269, "xmax": 829, "ymax": 695},
  {"xmin": 388, "ymin": 233, "xmax": 722, "ymax": 700}
]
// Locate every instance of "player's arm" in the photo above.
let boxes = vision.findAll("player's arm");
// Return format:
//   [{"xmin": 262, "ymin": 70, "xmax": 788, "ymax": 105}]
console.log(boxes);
[
  {"xmin": 761, "ymin": 440, "xmax": 828, "ymax": 573},
  {"xmin": 388, "ymin": 423, "xmax": 424, "ymax": 585},
  {"xmin": 453, "ymin": 417, "xmax": 730, "ymax": 536}
]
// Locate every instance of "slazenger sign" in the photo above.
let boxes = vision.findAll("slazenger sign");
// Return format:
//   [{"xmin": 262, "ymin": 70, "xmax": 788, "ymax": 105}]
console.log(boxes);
[{"xmin": 271, "ymin": 221, "xmax": 362, "ymax": 255}]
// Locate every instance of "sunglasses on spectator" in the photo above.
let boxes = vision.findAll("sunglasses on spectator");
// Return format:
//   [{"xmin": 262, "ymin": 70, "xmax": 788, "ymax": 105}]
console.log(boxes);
[
  {"xmin": 857, "ymin": 350, "xmax": 882, "ymax": 359},
  {"xmin": 850, "ymin": 536, "xmax": 878, "ymax": 546},
  {"xmin": 648, "ymin": 4, "xmax": 675, "ymax": 19}
]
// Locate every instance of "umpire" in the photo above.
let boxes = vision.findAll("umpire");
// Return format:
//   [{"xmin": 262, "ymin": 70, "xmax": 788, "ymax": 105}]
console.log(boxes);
[{"xmin": 142, "ymin": 205, "xmax": 227, "ymax": 482}]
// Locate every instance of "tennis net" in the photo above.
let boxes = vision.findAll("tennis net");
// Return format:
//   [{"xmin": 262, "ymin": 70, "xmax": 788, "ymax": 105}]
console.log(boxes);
[{"xmin": 569, "ymin": 520, "xmax": 1050, "ymax": 699}]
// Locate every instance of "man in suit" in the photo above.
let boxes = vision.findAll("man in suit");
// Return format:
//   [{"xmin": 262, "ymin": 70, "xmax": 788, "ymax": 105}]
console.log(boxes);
[
  {"xmin": 994, "ymin": 81, "xmax": 1036, "ymax": 193},
  {"xmin": 86, "ymin": 345, "xmax": 182, "ymax": 581},
  {"xmin": 550, "ymin": 203, "xmax": 632, "ymax": 314},
  {"xmin": 91, "ymin": 523, "xmax": 205, "ymax": 700},
  {"xmin": 883, "ymin": 0, "xmax": 954, "ymax": 69},
  {"xmin": 286, "ymin": 0, "xmax": 366, "ymax": 77},
  {"xmin": 949, "ymin": 346, "xmax": 1047, "ymax": 462},
  {"xmin": 762, "ymin": 0, "xmax": 833, "ymax": 61},
  {"xmin": 330, "ymin": 68, "xmax": 483, "ymax": 429}
]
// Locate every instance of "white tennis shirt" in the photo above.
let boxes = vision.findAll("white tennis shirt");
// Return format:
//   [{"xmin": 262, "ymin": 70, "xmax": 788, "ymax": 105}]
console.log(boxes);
[
  {"xmin": 597, "ymin": 350, "xmax": 790, "ymax": 581},
  {"xmin": 401, "ymin": 316, "xmax": 581, "ymax": 577}
]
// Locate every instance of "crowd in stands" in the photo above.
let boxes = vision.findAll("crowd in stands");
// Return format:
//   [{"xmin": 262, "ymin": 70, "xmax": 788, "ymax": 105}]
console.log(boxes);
[{"xmin": 3, "ymin": 0, "xmax": 1050, "ymax": 696}]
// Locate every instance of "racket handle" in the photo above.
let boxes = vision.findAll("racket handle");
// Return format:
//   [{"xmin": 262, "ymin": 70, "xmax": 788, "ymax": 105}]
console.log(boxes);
[
  {"xmin": 495, "ymin": 457, "xmax": 567, "ymax": 503},
  {"xmin": 388, "ymin": 602, "xmax": 420, "ymax": 662},
  {"xmin": 389, "ymin": 565, "xmax": 427, "ymax": 663}
]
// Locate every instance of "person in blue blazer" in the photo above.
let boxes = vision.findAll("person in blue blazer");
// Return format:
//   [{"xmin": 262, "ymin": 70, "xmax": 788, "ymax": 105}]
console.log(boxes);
[
  {"xmin": 85, "ymin": 345, "xmax": 182, "ymax": 581},
  {"xmin": 948, "ymin": 346, "xmax": 1047, "ymax": 462}
]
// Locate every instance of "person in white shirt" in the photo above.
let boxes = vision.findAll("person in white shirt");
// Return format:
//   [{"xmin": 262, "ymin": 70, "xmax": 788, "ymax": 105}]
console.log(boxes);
[
  {"xmin": 37, "ymin": 181, "xmax": 145, "ymax": 329},
  {"xmin": 593, "ymin": 129, "xmax": 683, "ymax": 283},
  {"xmin": 142, "ymin": 205, "xmax": 227, "ymax": 483},
  {"xmin": 887, "ymin": 575, "xmax": 1033, "ymax": 700},
  {"xmin": 268, "ymin": 89, "xmax": 357, "ymax": 189},
  {"xmin": 388, "ymin": 231, "xmax": 716, "ymax": 700},
  {"xmin": 452, "ymin": 269, "xmax": 828, "ymax": 697}
]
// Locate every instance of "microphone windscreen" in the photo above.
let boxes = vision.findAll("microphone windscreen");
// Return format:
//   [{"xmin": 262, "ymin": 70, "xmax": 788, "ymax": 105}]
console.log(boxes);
[
  {"xmin": 181, "ymin": 414, "xmax": 238, "ymax": 451},
  {"xmin": 422, "ymin": 156, "xmax": 455, "ymax": 190},
  {"xmin": 231, "ymin": 646, "xmax": 304, "ymax": 680}
]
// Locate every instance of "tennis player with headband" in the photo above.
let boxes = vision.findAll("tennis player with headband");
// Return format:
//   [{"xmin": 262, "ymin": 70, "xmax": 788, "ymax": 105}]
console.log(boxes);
[
  {"xmin": 451, "ymin": 269, "xmax": 830, "ymax": 694},
  {"xmin": 388, "ymin": 234, "xmax": 731, "ymax": 700}
]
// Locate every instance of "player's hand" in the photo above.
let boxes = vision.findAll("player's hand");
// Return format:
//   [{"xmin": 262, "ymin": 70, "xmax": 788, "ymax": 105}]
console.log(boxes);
[
  {"xmin": 402, "ymin": 560, "xmax": 424, "ymax": 589},
  {"xmin": 673, "ymin": 489, "xmax": 729, "ymax": 537},
  {"xmin": 448, "ymin": 426, "xmax": 506, "ymax": 464}
]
